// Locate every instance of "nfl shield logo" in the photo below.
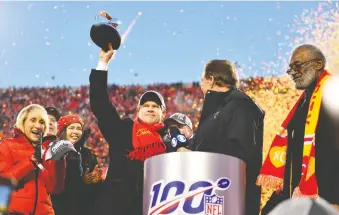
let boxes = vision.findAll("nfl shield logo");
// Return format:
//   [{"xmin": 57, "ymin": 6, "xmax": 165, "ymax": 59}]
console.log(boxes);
[{"xmin": 204, "ymin": 194, "xmax": 224, "ymax": 215}]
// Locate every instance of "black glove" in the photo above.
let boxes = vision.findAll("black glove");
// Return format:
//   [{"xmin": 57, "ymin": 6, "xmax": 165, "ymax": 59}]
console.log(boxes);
[
  {"xmin": 73, "ymin": 128, "xmax": 92, "ymax": 151},
  {"xmin": 165, "ymin": 126, "xmax": 189, "ymax": 152}
]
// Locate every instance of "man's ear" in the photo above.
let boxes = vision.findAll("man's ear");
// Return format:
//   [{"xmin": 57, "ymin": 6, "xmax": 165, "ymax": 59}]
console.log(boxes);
[
  {"xmin": 316, "ymin": 59, "xmax": 324, "ymax": 70},
  {"xmin": 209, "ymin": 76, "xmax": 215, "ymax": 88}
]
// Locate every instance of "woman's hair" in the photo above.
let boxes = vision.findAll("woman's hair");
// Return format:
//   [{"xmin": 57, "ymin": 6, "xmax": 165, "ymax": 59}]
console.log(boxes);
[
  {"xmin": 58, "ymin": 129, "xmax": 67, "ymax": 141},
  {"xmin": 15, "ymin": 104, "xmax": 49, "ymax": 136}
]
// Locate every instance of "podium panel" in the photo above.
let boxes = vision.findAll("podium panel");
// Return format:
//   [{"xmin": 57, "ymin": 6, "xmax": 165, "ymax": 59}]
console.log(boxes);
[{"xmin": 143, "ymin": 152, "xmax": 246, "ymax": 215}]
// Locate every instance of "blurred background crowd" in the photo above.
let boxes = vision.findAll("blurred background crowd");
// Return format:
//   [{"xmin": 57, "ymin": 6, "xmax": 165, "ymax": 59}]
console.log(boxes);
[{"xmin": 0, "ymin": 76, "xmax": 301, "ymax": 209}]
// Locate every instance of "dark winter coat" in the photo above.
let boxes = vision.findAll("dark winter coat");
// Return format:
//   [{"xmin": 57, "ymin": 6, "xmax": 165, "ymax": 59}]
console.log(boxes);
[
  {"xmin": 51, "ymin": 146, "xmax": 100, "ymax": 215},
  {"xmin": 190, "ymin": 89, "xmax": 265, "ymax": 215}
]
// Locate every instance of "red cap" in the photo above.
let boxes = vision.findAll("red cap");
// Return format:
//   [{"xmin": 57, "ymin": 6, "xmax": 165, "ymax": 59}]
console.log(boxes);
[{"xmin": 57, "ymin": 114, "xmax": 84, "ymax": 137}]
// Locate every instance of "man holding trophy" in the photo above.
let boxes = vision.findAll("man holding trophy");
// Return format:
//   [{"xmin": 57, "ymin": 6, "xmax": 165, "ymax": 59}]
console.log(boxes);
[{"xmin": 89, "ymin": 12, "xmax": 189, "ymax": 215}]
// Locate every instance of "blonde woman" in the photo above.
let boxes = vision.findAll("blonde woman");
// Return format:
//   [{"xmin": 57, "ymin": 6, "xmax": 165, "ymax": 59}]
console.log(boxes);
[{"xmin": 0, "ymin": 104, "xmax": 66, "ymax": 215}]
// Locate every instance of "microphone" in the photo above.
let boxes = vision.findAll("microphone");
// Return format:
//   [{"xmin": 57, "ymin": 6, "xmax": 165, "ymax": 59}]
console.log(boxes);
[
  {"xmin": 35, "ymin": 132, "xmax": 43, "ymax": 163},
  {"xmin": 165, "ymin": 126, "xmax": 188, "ymax": 152},
  {"xmin": 31, "ymin": 132, "xmax": 44, "ymax": 171}
]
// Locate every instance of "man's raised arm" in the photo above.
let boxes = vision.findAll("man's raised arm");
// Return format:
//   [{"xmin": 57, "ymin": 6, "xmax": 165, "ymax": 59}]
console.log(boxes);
[{"xmin": 89, "ymin": 43, "xmax": 123, "ymax": 144}]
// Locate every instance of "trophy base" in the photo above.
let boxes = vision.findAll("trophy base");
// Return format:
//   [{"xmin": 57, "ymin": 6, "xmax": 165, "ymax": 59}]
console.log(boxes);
[{"xmin": 90, "ymin": 23, "xmax": 121, "ymax": 50}]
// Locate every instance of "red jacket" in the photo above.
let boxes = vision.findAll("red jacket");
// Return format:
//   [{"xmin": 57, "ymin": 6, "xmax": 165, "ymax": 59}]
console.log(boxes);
[{"xmin": 0, "ymin": 129, "xmax": 66, "ymax": 215}]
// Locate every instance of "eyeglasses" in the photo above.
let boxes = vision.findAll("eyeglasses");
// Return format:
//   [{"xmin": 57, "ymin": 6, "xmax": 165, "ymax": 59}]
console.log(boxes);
[{"xmin": 286, "ymin": 59, "xmax": 319, "ymax": 74}]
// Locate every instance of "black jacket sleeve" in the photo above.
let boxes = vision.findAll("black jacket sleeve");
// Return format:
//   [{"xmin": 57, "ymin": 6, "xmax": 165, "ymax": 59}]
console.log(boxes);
[
  {"xmin": 218, "ymin": 100, "xmax": 259, "ymax": 164},
  {"xmin": 89, "ymin": 70, "xmax": 129, "ymax": 149},
  {"xmin": 218, "ymin": 100, "xmax": 263, "ymax": 215}
]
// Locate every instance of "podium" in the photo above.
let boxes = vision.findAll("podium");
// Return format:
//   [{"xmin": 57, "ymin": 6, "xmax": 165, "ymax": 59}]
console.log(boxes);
[{"xmin": 143, "ymin": 152, "xmax": 246, "ymax": 215}]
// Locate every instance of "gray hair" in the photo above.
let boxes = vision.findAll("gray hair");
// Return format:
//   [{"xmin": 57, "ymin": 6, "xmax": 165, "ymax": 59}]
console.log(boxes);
[{"xmin": 293, "ymin": 44, "xmax": 326, "ymax": 69}]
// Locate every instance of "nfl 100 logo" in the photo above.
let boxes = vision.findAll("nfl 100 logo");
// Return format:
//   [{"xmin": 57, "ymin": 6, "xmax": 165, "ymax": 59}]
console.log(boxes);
[{"xmin": 147, "ymin": 177, "xmax": 231, "ymax": 215}]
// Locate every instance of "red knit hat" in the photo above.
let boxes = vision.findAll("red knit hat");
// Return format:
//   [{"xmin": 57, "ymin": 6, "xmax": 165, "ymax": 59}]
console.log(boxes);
[{"xmin": 57, "ymin": 114, "xmax": 84, "ymax": 137}]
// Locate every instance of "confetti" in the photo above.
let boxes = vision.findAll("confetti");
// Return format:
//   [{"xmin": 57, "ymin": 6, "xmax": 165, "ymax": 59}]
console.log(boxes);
[{"xmin": 261, "ymin": 2, "xmax": 339, "ymax": 78}]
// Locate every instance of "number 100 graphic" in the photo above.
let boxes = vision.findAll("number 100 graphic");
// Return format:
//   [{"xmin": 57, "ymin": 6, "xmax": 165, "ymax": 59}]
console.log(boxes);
[{"xmin": 148, "ymin": 177, "xmax": 231, "ymax": 215}]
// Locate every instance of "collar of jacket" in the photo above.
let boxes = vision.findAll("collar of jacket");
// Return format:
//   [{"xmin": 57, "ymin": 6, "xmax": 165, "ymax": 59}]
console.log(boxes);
[
  {"xmin": 42, "ymin": 135, "xmax": 57, "ymax": 147},
  {"xmin": 199, "ymin": 89, "xmax": 234, "ymax": 123},
  {"xmin": 13, "ymin": 127, "xmax": 36, "ymax": 147}
]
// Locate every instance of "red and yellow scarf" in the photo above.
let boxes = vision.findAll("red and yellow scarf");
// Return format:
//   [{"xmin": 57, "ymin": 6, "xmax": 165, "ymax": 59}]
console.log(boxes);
[
  {"xmin": 256, "ymin": 71, "xmax": 330, "ymax": 197},
  {"xmin": 127, "ymin": 119, "xmax": 167, "ymax": 161}
]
